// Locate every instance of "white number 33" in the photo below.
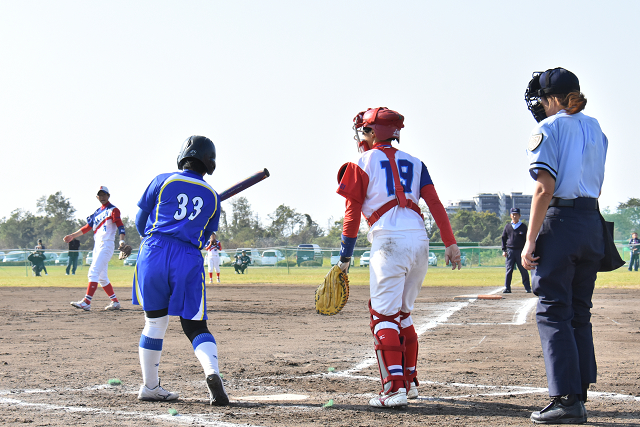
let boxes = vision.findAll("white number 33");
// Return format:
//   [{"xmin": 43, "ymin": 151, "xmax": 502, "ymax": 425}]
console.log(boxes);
[{"xmin": 174, "ymin": 194, "xmax": 204, "ymax": 221}]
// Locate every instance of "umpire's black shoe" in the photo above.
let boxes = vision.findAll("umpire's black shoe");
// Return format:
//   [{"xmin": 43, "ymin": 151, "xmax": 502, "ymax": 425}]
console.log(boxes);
[
  {"xmin": 502, "ymin": 288, "xmax": 512, "ymax": 293},
  {"xmin": 206, "ymin": 373, "xmax": 229, "ymax": 406},
  {"xmin": 531, "ymin": 394, "xmax": 587, "ymax": 424}
]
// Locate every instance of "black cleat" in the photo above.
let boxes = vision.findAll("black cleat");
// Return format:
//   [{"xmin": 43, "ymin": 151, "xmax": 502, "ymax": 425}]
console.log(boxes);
[
  {"xmin": 206, "ymin": 373, "xmax": 229, "ymax": 406},
  {"xmin": 502, "ymin": 288, "xmax": 512, "ymax": 293},
  {"xmin": 531, "ymin": 395, "xmax": 587, "ymax": 424}
]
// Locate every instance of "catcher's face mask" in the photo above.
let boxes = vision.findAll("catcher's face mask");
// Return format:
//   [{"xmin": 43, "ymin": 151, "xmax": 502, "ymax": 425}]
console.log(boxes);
[{"xmin": 353, "ymin": 111, "xmax": 370, "ymax": 153}]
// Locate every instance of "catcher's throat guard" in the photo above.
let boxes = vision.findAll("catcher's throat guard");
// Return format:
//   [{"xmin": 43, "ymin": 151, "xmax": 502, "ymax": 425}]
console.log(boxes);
[{"xmin": 315, "ymin": 265, "xmax": 350, "ymax": 315}]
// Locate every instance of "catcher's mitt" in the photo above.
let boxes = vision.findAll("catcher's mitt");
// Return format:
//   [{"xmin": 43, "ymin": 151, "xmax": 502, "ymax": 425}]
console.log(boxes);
[
  {"xmin": 315, "ymin": 265, "xmax": 349, "ymax": 315},
  {"xmin": 118, "ymin": 243, "xmax": 132, "ymax": 260}
]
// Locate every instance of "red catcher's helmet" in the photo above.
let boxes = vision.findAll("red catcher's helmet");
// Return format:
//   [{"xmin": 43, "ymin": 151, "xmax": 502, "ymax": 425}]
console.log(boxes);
[{"xmin": 354, "ymin": 107, "xmax": 404, "ymax": 144}]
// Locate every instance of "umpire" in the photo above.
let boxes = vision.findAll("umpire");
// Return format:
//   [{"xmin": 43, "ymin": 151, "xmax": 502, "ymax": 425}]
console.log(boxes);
[
  {"xmin": 522, "ymin": 68, "xmax": 607, "ymax": 424},
  {"xmin": 501, "ymin": 207, "xmax": 531, "ymax": 293}
]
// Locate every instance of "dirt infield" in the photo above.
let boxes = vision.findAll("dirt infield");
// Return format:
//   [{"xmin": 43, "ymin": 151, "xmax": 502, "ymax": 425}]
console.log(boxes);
[{"xmin": 0, "ymin": 285, "xmax": 638, "ymax": 426}]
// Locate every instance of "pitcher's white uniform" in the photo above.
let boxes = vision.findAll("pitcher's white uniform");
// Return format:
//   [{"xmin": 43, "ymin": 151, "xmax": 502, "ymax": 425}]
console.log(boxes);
[
  {"xmin": 81, "ymin": 203, "xmax": 125, "ymax": 286},
  {"xmin": 205, "ymin": 240, "xmax": 221, "ymax": 274}
]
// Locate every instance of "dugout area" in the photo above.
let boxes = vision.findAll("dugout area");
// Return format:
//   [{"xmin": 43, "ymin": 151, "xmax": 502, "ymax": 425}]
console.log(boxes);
[{"xmin": 0, "ymin": 285, "xmax": 638, "ymax": 426}]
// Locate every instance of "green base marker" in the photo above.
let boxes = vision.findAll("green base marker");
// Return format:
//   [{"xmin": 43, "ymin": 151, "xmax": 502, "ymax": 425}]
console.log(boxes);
[
  {"xmin": 168, "ymin": 408, "xmax": 178, "ymax": 416},
  {"xmin": 107, "ymin": 379, "xmax": 121, "ymax": 386},
  {"xmin": 327, "ymin": 367, "xmax": 335, "ymax": 372},
  {"xmin": 323, "ymin": 399, "xmax": 334, "ymax": 408}
]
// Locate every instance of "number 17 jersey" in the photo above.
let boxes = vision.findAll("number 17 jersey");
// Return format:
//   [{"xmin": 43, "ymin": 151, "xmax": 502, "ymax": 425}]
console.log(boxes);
[{"xmin": 137, "ymin": 170, "xmax": 220, "ymax": 249}]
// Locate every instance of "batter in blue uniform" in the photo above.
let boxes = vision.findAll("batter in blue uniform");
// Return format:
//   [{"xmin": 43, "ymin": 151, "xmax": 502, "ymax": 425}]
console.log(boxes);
[
  {"xmin": 133, "ymin": 135, "xmax": 229, "ymax": 406},
  {"xmin": 522, "ymin": 68, "xmax": 607, "ymax": 424}
]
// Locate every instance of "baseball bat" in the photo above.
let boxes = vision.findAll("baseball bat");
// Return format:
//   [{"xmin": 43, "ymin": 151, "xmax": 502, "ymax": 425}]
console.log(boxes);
[{"xmin": 218, "ymin": 168, "xmax": 270, "ymax": 202}]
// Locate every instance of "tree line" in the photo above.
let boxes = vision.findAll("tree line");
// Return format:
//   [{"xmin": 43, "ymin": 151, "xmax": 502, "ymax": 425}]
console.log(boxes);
[{"xmin": 1, "ymin": 192, "xmax": 638, "ymax": 252}]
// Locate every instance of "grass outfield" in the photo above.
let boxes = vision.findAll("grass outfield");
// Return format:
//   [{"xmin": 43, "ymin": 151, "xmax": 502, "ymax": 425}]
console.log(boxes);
[{"xmin": 0, "ymin": 262, "xmax": 638, "ymax": 288}]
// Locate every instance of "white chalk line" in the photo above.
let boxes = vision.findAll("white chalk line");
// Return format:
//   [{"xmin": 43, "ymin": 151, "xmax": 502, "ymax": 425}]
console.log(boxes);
[{"xmin": 0, "ymin": 396, "xmax": 264, "ymax": 427}]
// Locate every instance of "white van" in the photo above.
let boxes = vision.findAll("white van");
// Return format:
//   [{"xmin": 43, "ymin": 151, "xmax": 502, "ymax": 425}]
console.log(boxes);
[{"xmin": 261, "ymin": 249, "xmax": 285, "ymax": 266}]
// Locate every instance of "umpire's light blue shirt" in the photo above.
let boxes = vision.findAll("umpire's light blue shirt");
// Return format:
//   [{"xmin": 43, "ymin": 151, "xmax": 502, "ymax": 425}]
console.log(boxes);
[{"xmin": 527, "ymin": 110, "xmax": 608, "ymax": 199}]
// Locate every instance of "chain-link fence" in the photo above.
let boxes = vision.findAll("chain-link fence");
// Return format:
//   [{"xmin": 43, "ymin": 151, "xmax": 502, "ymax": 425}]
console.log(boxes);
[{"xmin": 1, "ymin": 241, "xmax": 631, "ymax": 277}]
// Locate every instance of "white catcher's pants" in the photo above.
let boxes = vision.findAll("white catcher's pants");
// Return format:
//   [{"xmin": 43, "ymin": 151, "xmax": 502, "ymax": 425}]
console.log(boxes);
[
  {"xmin": 207, "ymin": 256, "xmax": 220, "ymax": 273},
  {"xmin": 88, "ymin": 241, "xmax": 115, "ymax": 286},
  {"xmin": 369, "ymin": 228, "xmax": 430, "ymax": 333}
]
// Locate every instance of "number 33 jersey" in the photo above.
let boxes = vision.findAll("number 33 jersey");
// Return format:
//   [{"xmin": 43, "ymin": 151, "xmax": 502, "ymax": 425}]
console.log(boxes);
[
  {"xmin": 137, "ymin": 170, "xmax": 220, "ymax": 249},
  {"xmin": 338, "ymin": 147, "xmax": 432, "ymax": 235}
]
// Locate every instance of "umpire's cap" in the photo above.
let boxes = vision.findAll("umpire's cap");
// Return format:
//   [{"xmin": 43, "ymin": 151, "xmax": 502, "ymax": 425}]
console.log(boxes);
[
  {"xmin": 510, "ymin": 207, "xmax": 521, "ymax": 214},
  {"xmin": 538, "ymin": 68, "xmax": 580, "ymax": 96}
]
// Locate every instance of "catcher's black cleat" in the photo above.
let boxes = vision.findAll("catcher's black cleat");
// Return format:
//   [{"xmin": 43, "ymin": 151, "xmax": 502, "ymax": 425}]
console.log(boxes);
[
  {"xmin": 206, "ymin": 373, "xmax": 229, "ymax": 406},
  {"xmin": 530, "ymin": 394, "xmax": 587, "ymax": 424}
]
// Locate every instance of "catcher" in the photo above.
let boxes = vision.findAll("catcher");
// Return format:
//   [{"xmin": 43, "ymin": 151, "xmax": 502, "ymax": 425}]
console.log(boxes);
[
  {"xmin": 65, "ymin": 186, "xmax": 128, "ymax": 311},
  {"xmin": 334, "ymin": 107, "xmax": 461, "ymax": 408}
]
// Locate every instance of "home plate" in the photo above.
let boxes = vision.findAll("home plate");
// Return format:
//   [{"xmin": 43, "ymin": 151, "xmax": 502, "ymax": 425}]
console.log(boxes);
[
  {"xmin": 454, "ymin": 295, "xmax": 503, "ymax": 300},
  {"xmin": 238, "ymin": 394, "xmax": 309, "ymax": 401}
]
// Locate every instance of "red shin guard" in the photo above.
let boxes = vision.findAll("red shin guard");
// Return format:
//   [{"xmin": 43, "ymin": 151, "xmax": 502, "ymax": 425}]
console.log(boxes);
[
  {"xmin": 400, "ymin": 322, "xmax": 419, "ymax": 386},
  {"xmin": 369, "ymin": 299, "xmax": 406, "ymax": 392}
]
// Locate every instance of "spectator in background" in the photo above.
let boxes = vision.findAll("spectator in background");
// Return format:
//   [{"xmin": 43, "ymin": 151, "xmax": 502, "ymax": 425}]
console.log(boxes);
[
  {"xmin": 66, "ymin": 238, "xmax": 81, "ymax": 275},
  {"xmin": 234, "ymin": 250, "xmax": 250, "ymax": 274},
  {"xmin": 501, "ymin": 208, "xmax": 531, "ymax": 293},
  {"xmin": 628, "ymin": 232, "xmax": 639, "ymax": 272},
  {"xmin": 35, "ymin": 239, "xmax": 48, "ymax": 276}
]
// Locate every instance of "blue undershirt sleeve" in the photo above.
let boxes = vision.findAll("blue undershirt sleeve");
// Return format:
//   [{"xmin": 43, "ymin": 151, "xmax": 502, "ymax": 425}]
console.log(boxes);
[{"xmin": 135, "ymin": 208, "xmax": 150, "ymax": 237}]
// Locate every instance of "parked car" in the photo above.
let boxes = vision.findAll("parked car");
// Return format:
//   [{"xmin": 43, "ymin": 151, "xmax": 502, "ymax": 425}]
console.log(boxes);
[
  {"xmin": 460, "ymin": 253, "xmax": 467, "ymax": 266},
  {"xmin": 330, "ymin": 250, "xmax": 354, "ymax": 267},
  {"xmin": 234, "ymin": 248, "xmax": 262, "ymax": 266},
  {"xmin": 43, "ymin": 253, "xmax": 59, "ymax": 265},
  {"xmin": 123, "ymin": 252, "xmax": 138, "ymax": 266},
  {"xmin": 296, "ymin": 244, "xmax": 322, "ymax": 266},
  {"xmin": 359, "ymin": 251, "xmax": 371, "ymax": 267},
  {"xmin": 3, "ymin": 251, "xmax": 28, "ymax": 262},
  {"xmin": 85, "ymin": 251, "xmax": 93, "ymax": 265},
  {"xmin": 428, "ymin": 252, "xmax": 438, "ymax": 266},
  {"xmin": 219, "ymin": 250, "xmax": 231, "ymax": 265},
  {"xmin": 261, "ymin": 249, "xmax": 285, "ymax": 266},
  {"xmin": 56, "ymin": 252, "xmax": 83, "ymax": 265}
]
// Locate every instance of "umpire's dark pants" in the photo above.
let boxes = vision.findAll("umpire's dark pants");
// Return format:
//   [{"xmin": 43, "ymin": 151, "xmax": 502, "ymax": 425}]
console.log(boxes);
[
  {"xmin": 504, "ymin": 248, "xmax": 531, "ymax": 291},
  {"xmin": 532, "ymin": 203, "xmax": 604, "ymax": 397}
]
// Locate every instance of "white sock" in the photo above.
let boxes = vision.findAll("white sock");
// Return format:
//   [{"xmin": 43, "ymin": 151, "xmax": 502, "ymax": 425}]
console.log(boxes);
[
  {"xmin": 139, "ymin": 315, "xmax": 169, "ymax": 389},
  {"xmin": 192, "ymin": 333, "xmax": 219, "ymax": 376}
]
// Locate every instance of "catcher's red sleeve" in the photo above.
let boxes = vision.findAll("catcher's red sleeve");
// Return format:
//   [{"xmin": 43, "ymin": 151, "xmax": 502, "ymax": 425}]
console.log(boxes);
[
  {"xmin": 342, "ymin": 199, "xmax": 363, "ymax": 238},
  {"xmin": 337, "ymin": 162, "xmax": 369, "ymax": 239},
  {"xmin": 421, "ymin": 184, "xmax": 456, "ymax": 247}
]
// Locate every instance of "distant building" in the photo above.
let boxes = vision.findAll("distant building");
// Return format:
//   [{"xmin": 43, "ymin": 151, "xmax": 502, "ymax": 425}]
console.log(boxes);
[
  {"xmin": 448, "ymin": 192, "xmax": 532, "ymax": 221},
  {"xmin": 445, "ymin": 199, "xmax": 476, "ymax": 215},
  {"xmin": 474, "ymin": 193, "xmax": 501, "ymax": 217},
  {"xmin": 501, "ymin": 192, "xmax": 532, "ymax": 221}
]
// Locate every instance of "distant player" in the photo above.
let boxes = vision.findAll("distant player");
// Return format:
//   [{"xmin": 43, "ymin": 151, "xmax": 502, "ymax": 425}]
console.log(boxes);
[
  {"xmin": 336, "ymin": 107, "xmax": 461, "ymax": 408},
  {"xmin": 205, "ymin": 232, "xmax": 222, "ymax": 284},
  {"xmin": 65, "ymin": 186, "xmax": 126, "ymax": 311},
  {"xmin": 132, "ymin": 135, "xmax": 228, "ymax": 406}
]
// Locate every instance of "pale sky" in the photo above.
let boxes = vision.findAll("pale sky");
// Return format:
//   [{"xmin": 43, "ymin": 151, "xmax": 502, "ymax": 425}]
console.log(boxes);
[{"xmin": 1, "ymin": 1, "xmax": 638, "ymax": 232}]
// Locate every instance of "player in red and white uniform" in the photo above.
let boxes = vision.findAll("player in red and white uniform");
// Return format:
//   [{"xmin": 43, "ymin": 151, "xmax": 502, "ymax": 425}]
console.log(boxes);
[
  {"xmin": 65, "ymin": 186, "xmax": 127, "ymax": 311},
  {"xmin": 336, "ymin": 108, "xmax": 461, "ymax": 408},
  {"xmin": 205, "ymin": 232, "xmax": 222, "ymax": 284}
]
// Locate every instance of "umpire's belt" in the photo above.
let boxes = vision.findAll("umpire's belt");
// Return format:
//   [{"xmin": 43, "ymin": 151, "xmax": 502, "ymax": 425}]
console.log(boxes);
[{"xmin": 549, "ymin": 197, "xmax": 598, "ymax": 210}]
